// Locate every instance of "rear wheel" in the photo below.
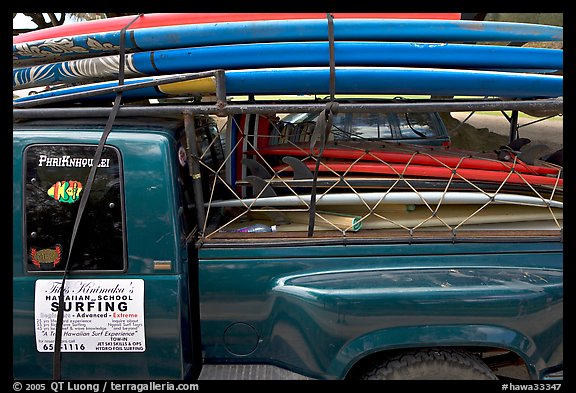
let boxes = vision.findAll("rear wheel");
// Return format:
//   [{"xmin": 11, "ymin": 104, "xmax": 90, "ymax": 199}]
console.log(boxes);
[{"xmin": 360, "ymin": 348, "xmax": 498, "ymax": 380}]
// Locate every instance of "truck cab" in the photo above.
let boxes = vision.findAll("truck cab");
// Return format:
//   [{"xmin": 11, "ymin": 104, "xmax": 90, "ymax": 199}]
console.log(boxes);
[{"xmin": 13, "ymin": 116, "xmax": 207, "ymax": 379}]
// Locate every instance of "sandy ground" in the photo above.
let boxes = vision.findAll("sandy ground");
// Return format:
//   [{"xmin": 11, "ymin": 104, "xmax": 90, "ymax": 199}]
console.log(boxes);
[{"xmin": 449, "ymin": 112, "xmax": 563, "ymax": 154}]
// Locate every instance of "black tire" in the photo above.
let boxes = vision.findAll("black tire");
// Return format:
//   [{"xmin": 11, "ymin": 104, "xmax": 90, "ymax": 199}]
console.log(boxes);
[{"xmin": 360, "ymin": 348, "xmax": 498, "ymax": 380}]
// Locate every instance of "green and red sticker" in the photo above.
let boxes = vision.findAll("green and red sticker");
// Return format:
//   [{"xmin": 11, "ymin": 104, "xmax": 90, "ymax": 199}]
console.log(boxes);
[{"xmin": 47, "ymin": 180, "xmax": 83, "ymax": 203}]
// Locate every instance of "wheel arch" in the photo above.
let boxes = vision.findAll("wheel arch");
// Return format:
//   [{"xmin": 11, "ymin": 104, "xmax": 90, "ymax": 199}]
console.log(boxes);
[{"xmin": 332, "ymin": 324, "xmax": 536, "ymax": 379}]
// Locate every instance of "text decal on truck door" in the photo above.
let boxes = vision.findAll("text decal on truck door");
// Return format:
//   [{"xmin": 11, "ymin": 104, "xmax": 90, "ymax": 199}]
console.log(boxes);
[{"xmin": 34, "ymin": 279, "xmax": 145, "ymax": 352}]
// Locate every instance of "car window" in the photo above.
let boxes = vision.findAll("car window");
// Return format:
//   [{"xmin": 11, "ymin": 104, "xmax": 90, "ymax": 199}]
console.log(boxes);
[
  {"xmin": 331, "ymin": 113, "xmax": 393, "ymax": 141},
  {"xmin": 281, "ymin": 112, "xmax": 316, "ymax": 124},
  {"xmin": 276, "ymin": 110, "xmax": 447, "ymax": 146},
  {"xmin": 24, "ymin": 144, "xmax": 125, "ymax": 272},
  {"xmin": 398, "ymin": 112, "xmax": 440, "ymax": 139},
  {"xmin": 278, "ymin": 112, "xmax": 393, "ymax": 142},
  {"xmin": 197, "ymin": 120, "xmax": 225, "ymax": 170}
]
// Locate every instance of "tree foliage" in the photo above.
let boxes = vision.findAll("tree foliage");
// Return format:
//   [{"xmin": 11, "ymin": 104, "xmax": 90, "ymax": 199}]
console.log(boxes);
[{"xmin": 13, "ymin": 13, "xmax": 138, "ymax": 35}]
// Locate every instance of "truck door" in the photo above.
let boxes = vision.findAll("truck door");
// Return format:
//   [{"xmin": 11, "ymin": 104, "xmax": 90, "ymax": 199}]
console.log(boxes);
[{"xmin": 13, "ymin": 135, "xmax": 199, "ymax": 380}]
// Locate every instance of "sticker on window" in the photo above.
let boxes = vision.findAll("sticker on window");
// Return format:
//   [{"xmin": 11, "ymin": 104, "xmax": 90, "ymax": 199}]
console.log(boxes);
[
  {"xmin": 47, "ymin": 180, "xmax": 83, "ymax": 203},
  {"xmin": 30, "ymin": 245, "xmax": 62, "ymax": 269},
  {"xmin": 34, "ymin": 279, "xmax": 145, "ymax": 352}
]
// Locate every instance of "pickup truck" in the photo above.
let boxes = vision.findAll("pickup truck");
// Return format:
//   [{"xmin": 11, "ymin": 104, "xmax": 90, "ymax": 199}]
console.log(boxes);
[{"xmin": 12, "ymin": 92, "xmax": 563, "ymax": 381}]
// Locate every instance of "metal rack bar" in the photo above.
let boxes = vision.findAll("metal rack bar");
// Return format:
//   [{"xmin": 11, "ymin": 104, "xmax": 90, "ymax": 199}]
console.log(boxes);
[{"xmin": 13, "ymin": 98, "xmax": 563, "ymax": 119}]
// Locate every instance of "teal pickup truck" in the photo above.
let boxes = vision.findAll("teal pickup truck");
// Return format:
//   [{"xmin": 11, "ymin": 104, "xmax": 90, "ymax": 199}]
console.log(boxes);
[{"xmin": 12, "ymin": 93, "xmax": 563, "ymax": 381}]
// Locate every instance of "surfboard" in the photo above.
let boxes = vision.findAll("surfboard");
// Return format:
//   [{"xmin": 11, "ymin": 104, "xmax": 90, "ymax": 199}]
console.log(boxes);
[
  {"xmin": 237, "ymin": 155, "xmax": 562, "ymax": 200},
  {"xmin": 252, "ymin": 146, "xmax": 561, "ymax": 177},
  {"xmin": 13, "ymin": 13, "xmax": 462, "ymax": 45},
  {"xmin": 13, "ymin": 17, "xmax": 562, "ymax": 67},
  {"xmin": 12, "ymin": 41, "xmax": 562, "ymax": 90},
  {"xmin": 239, "ymin": 204, "xmax": 562, "ymax": 232},
  {"xmin": 319, "ymin": 202, "xmax": 562, "ymax": 219},
  {"xmin": 267, "ymin": 220, "xmax": 563, "ymax": 232},
  {"xmin": 13, "ymin": 67, "xmax": 564, "ymax": 105},
  {"xmin": 247, "ymin": 210, "xmax": 364, "ymax": 232},
  {"xmin": 215, "ymin": 219, "xmax": 563, "ymax": 233},
  {"xmin": 273, "ymin": 160, "xmax": 562, "ymax": 187},
  {"xmin": 235, "ymin": 176, "xmax": 562, "ymax": 203},
  {"xmin": 205, "ymin": 191, "xmax": 562, "ymax": 209}
]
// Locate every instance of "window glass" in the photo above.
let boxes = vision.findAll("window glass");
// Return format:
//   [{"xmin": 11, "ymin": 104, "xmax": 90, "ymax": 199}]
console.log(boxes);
[
  {"xmin": 276, "ymin": 111, "xmax": 444, "ymax": 143},
  {"xmin": 398, "ymin": 113, "xmax": 439, "ymax": 139},
  {"xmin": 24, "ymin": 144, "xmax": 125, "ymax": 272},
  {"xmin": 197, "ymin": 120, "xmax": 225, "ymax": 171},
  {"xmin": 332, "ymin": 113, "xmax": 393, "ymax": 141}
]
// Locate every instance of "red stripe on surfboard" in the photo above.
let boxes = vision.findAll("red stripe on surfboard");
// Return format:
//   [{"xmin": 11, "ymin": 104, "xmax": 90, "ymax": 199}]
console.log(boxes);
[
  {"xmin": 274, "ymin": 161, "xmax": 563, "ymax": 187},
  {"xmin": 254, "ymin": 147, "xmax": 560, "ymax": 176},
  {"xmin": 13, "ymin": 13, "xmax": 461, "ymax": 44}
]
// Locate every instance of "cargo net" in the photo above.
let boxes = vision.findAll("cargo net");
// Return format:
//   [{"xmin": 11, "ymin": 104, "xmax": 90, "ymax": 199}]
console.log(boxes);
[{"xmin": 196, "ymin": 114, "xmax": 563, "ymax": 239}]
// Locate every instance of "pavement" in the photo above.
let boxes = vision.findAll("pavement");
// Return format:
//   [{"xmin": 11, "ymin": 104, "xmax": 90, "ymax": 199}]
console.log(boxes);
[{"xmin": 197, "ymin": 363, "xmax": 529, "ymax": 380}]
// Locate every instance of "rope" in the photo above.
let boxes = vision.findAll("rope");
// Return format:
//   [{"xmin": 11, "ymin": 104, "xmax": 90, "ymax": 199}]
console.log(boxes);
[
  {"xmin": 52, "ymin": 13, "xmax": 142, "ymax": 381},
  {"xmin": 308, "ymin": 13, "xmax": 338, "ymax": 237}
]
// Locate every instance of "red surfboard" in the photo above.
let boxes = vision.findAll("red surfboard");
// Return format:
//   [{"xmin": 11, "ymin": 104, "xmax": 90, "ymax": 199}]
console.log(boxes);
[
  {"xmin": 13, "ymin": 13, "xmax": 461, "ymax": 44},
  {"xmin": 274, "ymin": 159, "xmax": 563, "ymax": 187},
  {"xmin": 255, "ymin": 146, "xmax": 561, "ymax": 176}
]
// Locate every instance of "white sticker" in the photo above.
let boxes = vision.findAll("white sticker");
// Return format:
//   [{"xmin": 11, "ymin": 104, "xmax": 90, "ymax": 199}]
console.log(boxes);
[
  {"xmin": 178, "ymin": 145, "xmax": 187, "ymax": 167},
  {"xmin": 34, "ymin": 279, "xmax": 145, "ymax": 352}
]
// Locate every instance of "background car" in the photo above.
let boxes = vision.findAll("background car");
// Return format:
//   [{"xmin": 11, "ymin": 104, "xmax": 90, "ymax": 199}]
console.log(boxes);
[{"xmin": 276, "ymin": 109, "xmax": 451, "ymax": 148}]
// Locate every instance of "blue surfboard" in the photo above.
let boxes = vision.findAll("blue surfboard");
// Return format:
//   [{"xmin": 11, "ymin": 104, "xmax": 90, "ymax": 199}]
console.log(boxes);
[
  {"xmin": 12, "ymin": 41, "xmax": 563, "ymax": 91},
  {"xmin": 13, "ymin": 67, "xmax": 563, "ymax": 106},
  {"xmin": 13, "ymin": 18, "xmax": 563, "ymax": 67}
]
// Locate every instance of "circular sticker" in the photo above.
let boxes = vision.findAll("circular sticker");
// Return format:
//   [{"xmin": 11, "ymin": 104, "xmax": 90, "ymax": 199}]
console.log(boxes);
[{"xmin": 178, "ymin": 145, "xmax": 187, "ymax": 167}]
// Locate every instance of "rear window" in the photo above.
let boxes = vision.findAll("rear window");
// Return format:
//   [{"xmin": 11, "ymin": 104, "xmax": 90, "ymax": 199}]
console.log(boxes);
[
  {"xmin": 398, "ymin": 112, "xmax": 441, "ymax": 139},
  {"xmin": 23, "ymin": 144, "xmax": 126, "ymax": 272},
  {"xmin": 277, "ymin": 111, "xmax": 445, "ymax": 144},
  {"xmin": 331, "ymin": 113, "xmax": 394, "ymax": 140}
]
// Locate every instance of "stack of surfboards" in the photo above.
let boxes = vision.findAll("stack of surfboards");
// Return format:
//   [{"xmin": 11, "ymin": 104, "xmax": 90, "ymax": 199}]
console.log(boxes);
[
  {"xmin": 210, "ymin": 139, "xmax": 563, "ymax": 233},
  {"xmin": 13, "ymin": 13, "xmax": 563, "ymax": 233},
  {"xmin": 13, "ymin": 13, "xmax": 563, "ymax": 99}
]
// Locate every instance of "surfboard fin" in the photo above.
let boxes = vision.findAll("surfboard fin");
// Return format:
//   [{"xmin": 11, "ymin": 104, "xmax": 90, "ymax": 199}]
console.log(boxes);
[
  {"xmin": 245, "ymin": 175, "xmax": 277, "ymax": 198},
  {"xmin": 496, "ymin": 138, "xmax": 532, "ymax": 162},
  {"xmin": 507, "ymin": 137, "xmax": 532, "ymax": 151},
  {"xmin": 282, "ymin": 156, "xmax": 313, "ymax": 179},
  {"xmin": 518, "ymin": 143, "xmax": 552, "ymax": 165},
  {"xmin": 242, "ymin": 158, "xmax": 272, "ymax": 179},
  {"xmin": 542, "ymin": 148, "xmax": 563, "ymax": 166}
]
